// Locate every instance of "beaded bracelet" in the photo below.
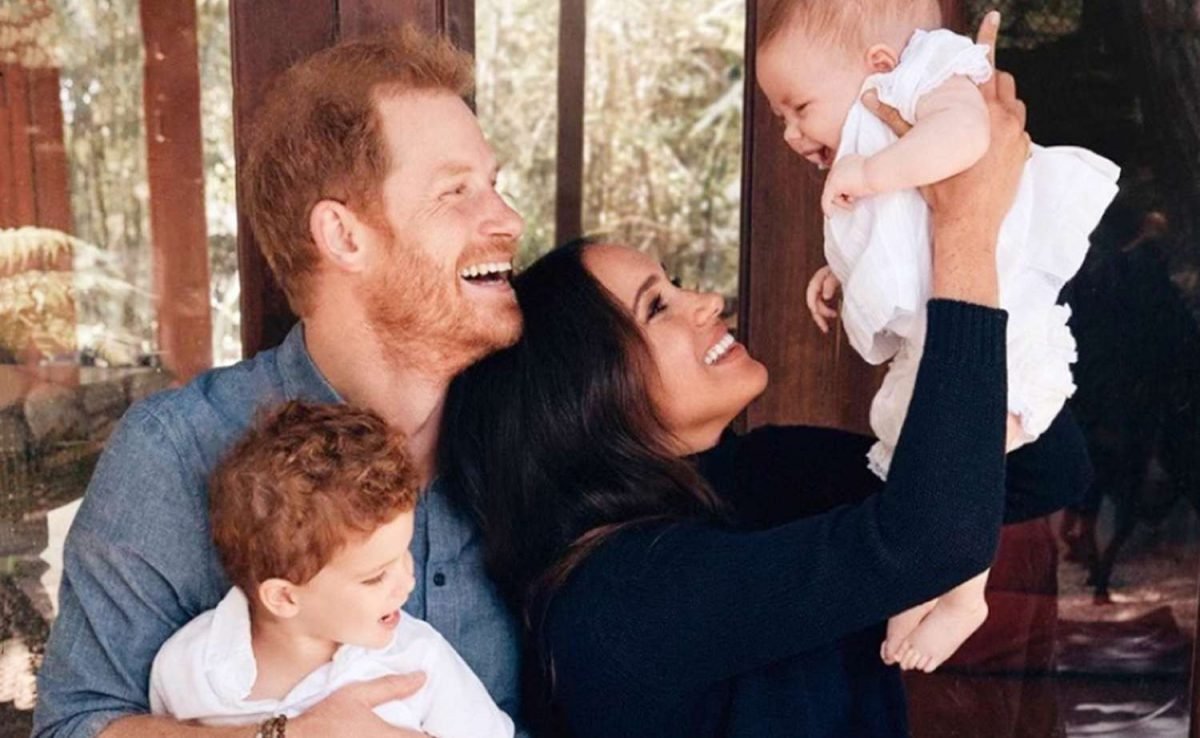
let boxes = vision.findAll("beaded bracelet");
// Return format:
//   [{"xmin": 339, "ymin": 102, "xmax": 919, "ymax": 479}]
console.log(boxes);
[{"xmin": 254, "ymin": 715, "xmax": 287, "ymax": 738}]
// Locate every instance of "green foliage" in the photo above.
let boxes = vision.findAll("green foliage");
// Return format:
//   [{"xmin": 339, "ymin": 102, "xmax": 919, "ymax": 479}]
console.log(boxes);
[
  {"xmin": 476, "ymin": 0, "xmax": 745, "ymax": 297},
  {"xmin": 42, "ymin": 0, "xmax": 239, "ymax": 368}
]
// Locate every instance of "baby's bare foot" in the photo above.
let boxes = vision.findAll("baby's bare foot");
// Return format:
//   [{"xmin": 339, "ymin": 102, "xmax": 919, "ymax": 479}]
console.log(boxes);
[
  {"xmin": 881, "ymin": 599, "xmax": 937, "ymax": 665},
  {"xmin": 895, "ymin": 599, "xmax": 988, "ymax": 673}
]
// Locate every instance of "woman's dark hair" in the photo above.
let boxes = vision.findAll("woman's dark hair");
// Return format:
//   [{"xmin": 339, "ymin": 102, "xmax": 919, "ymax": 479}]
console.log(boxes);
[{"xmin": 439, "ymin": 238, "xmax": 727, "ymax": 629}]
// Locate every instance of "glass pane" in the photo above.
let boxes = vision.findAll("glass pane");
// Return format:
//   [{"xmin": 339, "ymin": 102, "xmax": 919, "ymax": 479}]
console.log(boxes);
[
  {"xmin": 0, "ymin": 1, "xmax": 234, "ymax": 733},
  {"xmin": 903, "ymin": 3, "xmax": 1200, "ymax": 736},
  {"xmin": 476, "ymin": 0, "xmax": 746, "ymax": 306},
  {"xmin": 475, "ymin": 0, "xmax": 560, "ymax": 263},
  {"xmin": 584, "ymin": 0, "xmax": 744, "ymax": 300}
]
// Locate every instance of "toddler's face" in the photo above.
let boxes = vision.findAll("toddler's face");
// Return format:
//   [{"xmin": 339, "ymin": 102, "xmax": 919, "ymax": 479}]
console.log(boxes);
[
  {"xmin": 756, "ymin": 26, "xmax": 869, "ymax": 168},
  {"xmin": 293, "ymin": 509, "xmax": 417, "ymax": 650}
]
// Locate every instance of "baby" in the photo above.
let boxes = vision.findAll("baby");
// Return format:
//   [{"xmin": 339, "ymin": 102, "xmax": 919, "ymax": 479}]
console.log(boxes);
[
  {"xmin": 756, "ymin": 1, "xmax": 1118, "ymax": 672},
  {"xmin": 149, "ymin": 401, "xmax": 513, "ymax": 738}
]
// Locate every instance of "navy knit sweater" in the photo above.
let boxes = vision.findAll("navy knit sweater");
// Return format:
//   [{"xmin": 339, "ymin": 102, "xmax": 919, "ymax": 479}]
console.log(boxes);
[{"xmin": 539, "ymin": 300, "xmax": 1091, "ymax": 738}]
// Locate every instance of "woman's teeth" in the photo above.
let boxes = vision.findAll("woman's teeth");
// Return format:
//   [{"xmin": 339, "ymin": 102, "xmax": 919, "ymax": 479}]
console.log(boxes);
[
  {"xmin": 704, "ymin": 334, "xmax": 736, "ymax": 365},
  {"xmin": 459, "ymin": 261, "xmax": 513, "ymax": 281}
]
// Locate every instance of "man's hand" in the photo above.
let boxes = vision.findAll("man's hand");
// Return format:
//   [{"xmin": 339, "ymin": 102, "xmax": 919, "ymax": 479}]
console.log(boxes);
[
  {"xmin": 821, "ymin": 154, "xmax": 872, "ymax": 216},
  {"xmin": 805, "ymin": 265, "xmax": 841, "ymax": 334},
  {"xmin": 289, "ymin": 673, "xmax": 429, "ymax": 738}
]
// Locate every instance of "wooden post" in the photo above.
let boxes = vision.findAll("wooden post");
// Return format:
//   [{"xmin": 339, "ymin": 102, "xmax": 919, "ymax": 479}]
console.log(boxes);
[
  {"xmin": 26, "ymin": 66, "xmax": 72, "ymax": 232},
  {"xmin": 140, "ymin": 0, "xmax": 213, "ymax": 381},
  {"xmin": 0, "ymin": 2, "xmax": 76, "ymax": 365},
  {"xmin": 738, "ymin": 0, "xmax": 880, "ymax": 433},
  {"xmin": 1, "ymin": 65, "xmax": 37, "ymax": 227},
  {"xmin": 230, "ymin": 0, "xmax": 475, "ymax": 357},
  {"xmin": 555, "ymin": 0, "xmax": 586, "ymax": 247}
]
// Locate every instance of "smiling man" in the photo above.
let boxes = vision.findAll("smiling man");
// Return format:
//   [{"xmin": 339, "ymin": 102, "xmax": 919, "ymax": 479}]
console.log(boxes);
[{"xmin": 34, "ymin": 28, "xmax": 527, "ymax": 738}]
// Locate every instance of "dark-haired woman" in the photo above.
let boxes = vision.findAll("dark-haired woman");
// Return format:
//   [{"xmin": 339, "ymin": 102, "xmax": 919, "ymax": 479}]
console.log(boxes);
[{"xmin": 440, "ymin": 66, "xmax": 1090, "ymax": 738}]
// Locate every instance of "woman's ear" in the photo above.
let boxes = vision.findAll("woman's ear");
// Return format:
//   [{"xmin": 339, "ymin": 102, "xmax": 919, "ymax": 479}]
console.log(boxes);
[
  {"xmin": 257, "ymin": 578, "xmax": 302, "ymax": 619},
  {"xmin": 310, "ymin": 199, "xmax": 368, "ymax": 274},
  {"xmin": 866, "ymin": 43, "xmax": 899, "ymax": 73}
]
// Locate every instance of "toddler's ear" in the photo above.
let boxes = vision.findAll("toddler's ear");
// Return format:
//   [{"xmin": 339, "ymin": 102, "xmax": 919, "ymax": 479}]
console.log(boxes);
[
  {"xmin": 258, "ymin": 578, "xmax": 302, "ymax": 619},
  {"xmin": 866, "ymin": 44, "xmax": 899, "ymax": 73}
]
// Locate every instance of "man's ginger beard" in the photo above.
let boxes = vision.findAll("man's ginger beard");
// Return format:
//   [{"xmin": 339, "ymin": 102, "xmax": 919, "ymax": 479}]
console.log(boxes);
[{"xmin": 364, "ymin": 223, "xmax": 522, "ymax": 379}]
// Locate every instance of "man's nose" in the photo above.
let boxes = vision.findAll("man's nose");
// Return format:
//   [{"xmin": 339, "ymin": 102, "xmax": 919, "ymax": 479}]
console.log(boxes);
[{"xmin": 484, "ymin": 189, "xmax": 524, "ymax": 245}]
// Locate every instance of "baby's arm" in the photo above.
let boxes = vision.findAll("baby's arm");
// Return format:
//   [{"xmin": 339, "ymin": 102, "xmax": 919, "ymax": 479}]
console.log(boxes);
[
  {"xmin": 864, "ymin": 76, "xmax": 990, "ymax": 193},
  {"xmin": 805, "ymin": 265, "xmax": 840, "ymax": 334}
]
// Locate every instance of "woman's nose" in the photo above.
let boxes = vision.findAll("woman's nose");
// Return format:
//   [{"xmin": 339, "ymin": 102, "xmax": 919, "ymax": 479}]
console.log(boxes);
[{"xmin": 693, "ymin": 290, "xmax": 724, "ymax": 324}]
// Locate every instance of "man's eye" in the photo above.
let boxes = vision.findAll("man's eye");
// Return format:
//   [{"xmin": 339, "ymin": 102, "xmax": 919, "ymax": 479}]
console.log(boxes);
[
  {"xmin": 443, "ymin": 183, "xmax": 467, "ymax": 198},
  {"xmin": 362, "ymin": 573, "xmax": 385, "ymax": 585},
  {"xmin": 670, "ymin": 276, "xmax": 683, "ymax": 288}
]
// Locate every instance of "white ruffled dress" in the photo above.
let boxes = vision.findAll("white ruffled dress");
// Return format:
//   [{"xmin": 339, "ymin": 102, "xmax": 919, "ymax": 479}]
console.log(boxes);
[{"xmin": 823, "ymin": 29, "xmax": 1120, "ymax": 479}]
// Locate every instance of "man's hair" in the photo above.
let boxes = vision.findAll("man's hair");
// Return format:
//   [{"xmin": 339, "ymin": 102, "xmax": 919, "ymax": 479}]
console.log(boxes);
[
  {"xmin": 241, "ymin": 26, "xmax": 474, "ymax": 315},
  {"xmin": 758, "ymin": 0, "xmax": 942, "ymax": 53},
  {"xmin": 210, "ymin": 401, "xmax": 419, "ymax": 597}
]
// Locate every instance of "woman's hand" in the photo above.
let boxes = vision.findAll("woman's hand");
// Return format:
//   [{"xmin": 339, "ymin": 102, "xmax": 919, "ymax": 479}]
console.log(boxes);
[{"xmin": 861, "ymin": 10, "xmax": 1030, "ymax": 306}]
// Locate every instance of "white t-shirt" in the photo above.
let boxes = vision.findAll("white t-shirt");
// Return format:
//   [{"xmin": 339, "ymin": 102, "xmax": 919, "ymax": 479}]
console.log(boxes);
[
  {"xmin": 823, "ymin": 28, "xmax": 1119, "ymax": 477},
  {"xmin": 149, "ymin": 586, "xmax": 514, "ymax": 738}
]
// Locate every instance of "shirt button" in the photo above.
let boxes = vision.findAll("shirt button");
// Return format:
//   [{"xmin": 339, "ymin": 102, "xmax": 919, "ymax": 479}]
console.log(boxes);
[{"xmin": 432, "ymin": 572, "xmax": 446, "ymax": 587}]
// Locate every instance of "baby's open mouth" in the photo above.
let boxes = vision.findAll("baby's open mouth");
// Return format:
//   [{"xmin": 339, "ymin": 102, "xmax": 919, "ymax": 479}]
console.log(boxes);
[
  {"xmin": 379, "ymin": 610, "xmax": 400, "ymax": 627},
  {"xmin": 804, "ymin": 146, "xmax": 833, "ymax": 170}
]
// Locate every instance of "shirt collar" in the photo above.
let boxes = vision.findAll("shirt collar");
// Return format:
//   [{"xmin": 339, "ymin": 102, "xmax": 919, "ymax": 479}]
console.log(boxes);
[
  {"xmin": 204, "ymin": 587, "xmax": 259, "ymax": 702},
  {"xmin": 276, "ymin": 322, "xmax": 343, "ymax": 405}
]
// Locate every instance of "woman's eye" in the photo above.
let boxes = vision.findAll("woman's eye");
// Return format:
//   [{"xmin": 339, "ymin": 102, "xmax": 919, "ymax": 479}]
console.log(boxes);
[
  {"xmin": 648, "ymin": 295, "xmax": 667, "ymax": 320},
  {"xmin": 362, "ymin": 572, "xmax": 385, "ymax": 586}
]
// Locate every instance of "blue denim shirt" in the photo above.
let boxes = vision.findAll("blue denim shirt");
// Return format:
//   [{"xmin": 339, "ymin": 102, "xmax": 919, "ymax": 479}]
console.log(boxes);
[{"xmin": 33, "ymin": 324, "xmax": 524, "ymax": 738}]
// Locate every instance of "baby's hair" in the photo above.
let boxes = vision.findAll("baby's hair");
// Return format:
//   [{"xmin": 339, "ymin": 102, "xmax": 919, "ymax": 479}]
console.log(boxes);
[
  {"xmin": 758, "ymin": 0, "xmax": 942, "ymax": 54},
  {"xmin": 210, "ymin": 401, "xmax": 419, "ymax": 597}
]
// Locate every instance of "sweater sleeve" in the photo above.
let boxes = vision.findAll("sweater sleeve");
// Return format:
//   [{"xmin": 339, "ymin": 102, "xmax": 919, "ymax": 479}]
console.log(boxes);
[
  {"xmin": 546, "ymin": 299, "xmax": 1008, "ymax": 697},
  {"xmin": 705, "ymin": 406, "xmax": 1091, "ymax": 529}
]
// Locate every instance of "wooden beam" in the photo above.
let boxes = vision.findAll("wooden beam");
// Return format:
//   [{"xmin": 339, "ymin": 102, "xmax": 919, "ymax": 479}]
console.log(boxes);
[
  {"xmin": 140, "ymin": 0, "xmax": 214, "ymax": 381},
  {"xmin": 230, "ymin": 0, "xmax": 337, "ymax": 357},
  {"xmin": 0, "ymin": 65, "xmax": 16, "ymax": 228},
  {"xmin": 554, "ymin": 0, "xmax": 586, "ymax": 246},
  {"xmin": 939, "ymin": 0, "xmax": 966, "ymax": 33},
  {"xmin": 231, "ymin": 0, "xmax": 475, "ymax": 357},
  {"xmin": 3, "ymin": 65, "xmax": 37, "ymax": 227},
  {"xmin": 26, "ymin": 67, "xmax": 72, "ymax": 233},
  {"xmin": 738, "ymin": 0, "xmax": 880, "ymax": 434}
]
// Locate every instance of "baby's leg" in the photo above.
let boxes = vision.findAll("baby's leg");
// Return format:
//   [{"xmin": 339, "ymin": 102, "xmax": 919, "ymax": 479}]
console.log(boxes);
[
  {"xmin": 893, "ymin": 569, "xmax": 990, "ymax": 673},
  {"xmin": 1006, "ymin": 412, "xmax": 1028, "ymax": 453},
  {"xmin": 882, "ymin": 599, "xmax": 937, "ymax": 665}
]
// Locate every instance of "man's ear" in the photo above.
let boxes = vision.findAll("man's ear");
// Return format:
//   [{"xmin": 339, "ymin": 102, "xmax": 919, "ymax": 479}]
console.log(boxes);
[
  {"xmin": 310, "ymin": 199, "xmax": 368, "ymax": 274},
  {"xmin": 866, "ymin": 43, "xmax": 899, "ymax": 73},
  {"xmin": 257, "ymin": 578, "xmax": 302, "ymax": 619}
]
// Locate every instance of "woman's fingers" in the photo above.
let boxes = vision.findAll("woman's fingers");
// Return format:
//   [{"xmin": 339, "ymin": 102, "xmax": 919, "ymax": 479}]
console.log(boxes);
[
  {"xmin": 861, "ymin": 89, "xmax": 912, "ymax": 137},
  {"xmin": 976, "ymin": 10, "xmax": 1000, "ymax": 67}
]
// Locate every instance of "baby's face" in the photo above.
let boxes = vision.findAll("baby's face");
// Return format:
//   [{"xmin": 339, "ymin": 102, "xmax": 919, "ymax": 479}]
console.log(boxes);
[
  {"xmin": 756, "ymin": 26, "xmax": 869, "ymax": 168},
  {"xmin": 293, "ymin": 509, "xmax": 417, "ymax": 650}
]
